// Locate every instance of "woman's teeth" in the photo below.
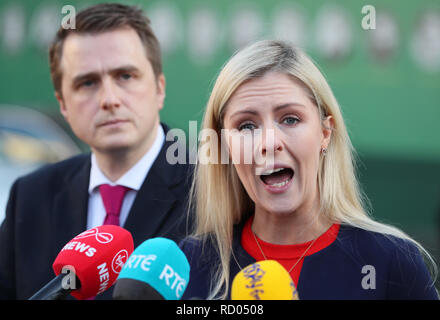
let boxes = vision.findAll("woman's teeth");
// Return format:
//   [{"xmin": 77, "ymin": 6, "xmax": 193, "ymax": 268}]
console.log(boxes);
[
  {"xmin": 269, "ymin": 179, "xmax": 290, "ymax": 187},
  {"xmin": 259, "ymin": 168, "xmax": 294, "ymax": 187},
  {"xmin": 261, "ymin": 167, "xmax": 285, "ymax": 175}
]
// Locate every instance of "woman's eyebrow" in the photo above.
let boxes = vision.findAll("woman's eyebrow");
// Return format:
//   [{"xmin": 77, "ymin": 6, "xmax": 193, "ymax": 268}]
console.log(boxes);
[
  {"xmin": 273, "ymin": 102, "xmax": 306, "ymax": 112},
  {"xmin": 228, "ymin": 109, "xmax": 258, "ymax": 120},
  {"xmin": 227, "ymin": 102, "xmax": 307, "ymax": 120}
]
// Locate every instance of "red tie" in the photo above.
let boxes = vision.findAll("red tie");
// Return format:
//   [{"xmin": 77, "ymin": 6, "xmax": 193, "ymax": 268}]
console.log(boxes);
[{"xmin": 99, "ymin": 184, "xmax": 130, "ymax": 226}]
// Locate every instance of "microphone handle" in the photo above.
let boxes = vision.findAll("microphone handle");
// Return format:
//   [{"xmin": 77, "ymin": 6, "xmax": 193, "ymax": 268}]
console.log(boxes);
[
  {"xmin": 113, "ymin": 278, "xmax": 164, "ymax": 300},
  {"xmin": 29, "ymin": 274, "xmax": 80, "ymax": 300}
]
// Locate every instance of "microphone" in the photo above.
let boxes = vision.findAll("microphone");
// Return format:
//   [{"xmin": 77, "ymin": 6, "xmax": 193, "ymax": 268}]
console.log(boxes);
[
  {"xmin": 29, "ymin": 225, "xmax": 134, "ymax": 300},
  {"xmin": 113, "ymin": 237, "xmax": 190, "ymax": 300},
  {"xmin": 231, "ymin": 260, "xmax": 299, "ymax": 300}
]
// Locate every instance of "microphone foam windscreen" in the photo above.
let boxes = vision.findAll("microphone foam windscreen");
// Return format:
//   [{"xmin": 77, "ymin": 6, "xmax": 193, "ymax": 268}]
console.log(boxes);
[
  {"xmin": 117, "ymin": 237, "xmax": 190, "ymax": 300},
  {"xmin": 231, "ymin": 260, "xmax": 299, "ymax": 300},
  {"xmin": 52, "ymin": 225, "xmax": 134, "ymax": 300}
]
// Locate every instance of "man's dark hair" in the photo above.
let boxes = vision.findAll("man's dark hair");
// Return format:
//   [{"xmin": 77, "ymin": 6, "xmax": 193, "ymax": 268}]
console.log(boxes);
[{"xmin": 49, "ymin": 3, "xmax": 162, "ymax": 95}]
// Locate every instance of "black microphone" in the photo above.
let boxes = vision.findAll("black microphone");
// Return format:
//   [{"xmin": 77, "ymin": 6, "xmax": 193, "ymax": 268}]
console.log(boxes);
[
  {"xmin": 113, "ymin": 238, "xmax": 190, "ymax": 300},
  {"xmin": 29, "ymin": 273, "xmax": 81, "ymax": 300},
  {"xmin": 113, "ymin": 278, "xmax": 163, "ymax": 300}
]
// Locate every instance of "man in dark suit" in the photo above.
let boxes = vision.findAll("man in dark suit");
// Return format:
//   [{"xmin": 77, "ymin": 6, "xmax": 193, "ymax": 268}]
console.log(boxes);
[{"xmin": 0, "ymin": 3, "xmax": 192, "ymax": 299}]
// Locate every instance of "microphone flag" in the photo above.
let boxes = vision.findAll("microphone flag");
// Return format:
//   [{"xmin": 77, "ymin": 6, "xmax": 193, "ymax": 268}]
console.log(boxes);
[
  {"xmin": 52, "ymin": 225, "xmax": 134, "ymax": 299},
  {"xmin": 117, "ymin": 237, "xmax": 190, "ymax": 300},
  {"xmin": 231, "ymin": 260, "xmax": 299, "ymax": 300}
]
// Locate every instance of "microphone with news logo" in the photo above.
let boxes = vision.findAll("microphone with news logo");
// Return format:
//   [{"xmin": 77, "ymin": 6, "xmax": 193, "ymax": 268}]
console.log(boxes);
[
  {"xmin": 231, "ymin": 260, "xmax": 299, "ymax": 300},
  {"xmin": 29, "ymin": 225, "xmax": 134, "ymax": 300},
  {"xmin": 113, "ymin": 237, "xmax": 190, "ymax": 300}
]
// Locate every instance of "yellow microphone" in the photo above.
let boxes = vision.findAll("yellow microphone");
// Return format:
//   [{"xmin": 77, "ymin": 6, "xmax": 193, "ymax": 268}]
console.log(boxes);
[{"xmin": 231, "ymin": 260, "xmax": 299, "ymax": 300}]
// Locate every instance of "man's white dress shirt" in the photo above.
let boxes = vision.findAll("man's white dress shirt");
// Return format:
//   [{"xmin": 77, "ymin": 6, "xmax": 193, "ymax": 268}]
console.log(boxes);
[{"xmin": 87, "ymin": 125, "xmax": 165, "ymax": 229}]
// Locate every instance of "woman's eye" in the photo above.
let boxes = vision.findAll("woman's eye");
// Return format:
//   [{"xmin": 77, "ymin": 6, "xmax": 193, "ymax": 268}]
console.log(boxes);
[
  {"xmin": 282, "ymin": 116, "xmax": 299, "ymax": 125},
  {"xmin": 238, "ymin": 122, "xmax": 257, "ymax": 131}
]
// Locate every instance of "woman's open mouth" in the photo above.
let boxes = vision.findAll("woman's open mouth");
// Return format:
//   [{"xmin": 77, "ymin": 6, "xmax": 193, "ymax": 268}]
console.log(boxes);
[{"xmin": 259, "ymin": 167, "xmax": 294, "ymax": 192}]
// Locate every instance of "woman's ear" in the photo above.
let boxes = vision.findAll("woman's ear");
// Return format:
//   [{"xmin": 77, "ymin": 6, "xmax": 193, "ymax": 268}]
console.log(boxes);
[{"xmin": 321, "ymin": 115, "xmax": 334, "ymax": 150}]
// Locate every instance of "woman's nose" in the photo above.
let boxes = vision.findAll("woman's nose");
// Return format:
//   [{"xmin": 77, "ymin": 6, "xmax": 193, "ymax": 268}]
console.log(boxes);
[
  {"xmin": 258, "ymin": 124, "xmax": 283, "ymax": 157},
  {"xmin": 254, "ymin": 123, "xmax": 283, "ymax": 172}
]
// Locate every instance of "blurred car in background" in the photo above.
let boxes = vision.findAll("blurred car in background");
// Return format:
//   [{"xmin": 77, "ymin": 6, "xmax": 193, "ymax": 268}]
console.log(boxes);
[{"xmin": 0, "ymin": 105, "xmax": 80, "ymax": 223}]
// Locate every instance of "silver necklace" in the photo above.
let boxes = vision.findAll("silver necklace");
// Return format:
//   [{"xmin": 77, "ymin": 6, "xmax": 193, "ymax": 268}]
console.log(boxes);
[{"xmin": 252, "ymin": 231, "xmax": 317, "ymax": 273}]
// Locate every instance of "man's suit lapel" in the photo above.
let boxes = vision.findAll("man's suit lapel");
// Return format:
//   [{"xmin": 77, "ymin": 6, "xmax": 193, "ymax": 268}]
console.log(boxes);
[
  {"xmin": 123, "ymin": 127, "xmax": 181, "ymax": 247},
  {"xmin": 52, "ymin": 156, "xmax": 90, "ymax": 254},
  {"xmin": 123, "ymin": 167, "xmax": 177, "ymax": 247}
]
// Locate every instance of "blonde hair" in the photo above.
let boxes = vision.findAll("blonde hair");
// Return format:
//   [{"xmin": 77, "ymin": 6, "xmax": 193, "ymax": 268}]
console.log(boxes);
[{"xmin": 189, "ymin": 40, "xmax": 437, "ymax": 299}]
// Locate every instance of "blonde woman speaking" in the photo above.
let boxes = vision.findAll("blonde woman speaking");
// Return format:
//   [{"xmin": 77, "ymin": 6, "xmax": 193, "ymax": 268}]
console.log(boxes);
[{"xmin": 179, "ymin": 40, "xmax": 438, "ymax": 300}]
